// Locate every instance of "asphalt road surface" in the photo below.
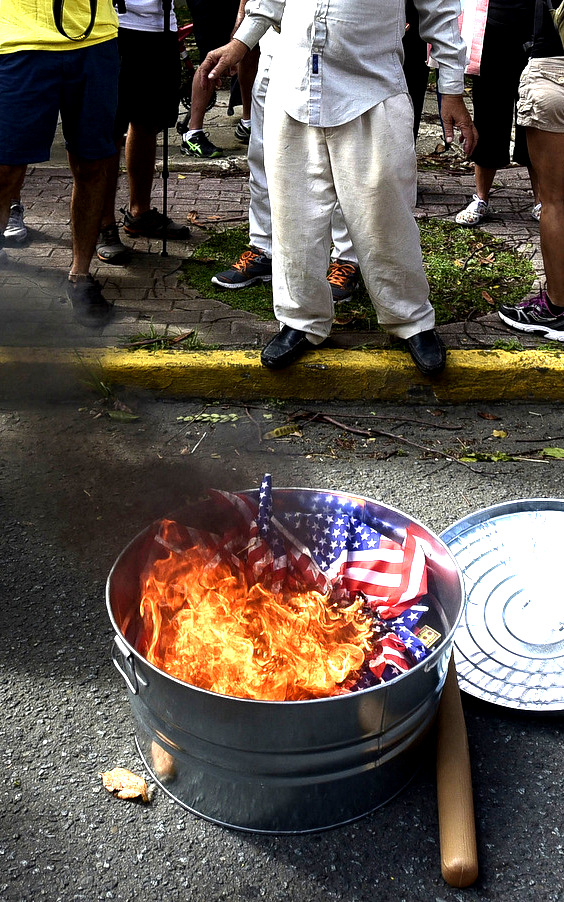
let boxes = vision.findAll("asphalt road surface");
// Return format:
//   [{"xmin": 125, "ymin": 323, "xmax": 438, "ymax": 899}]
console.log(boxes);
[{"xmin": 2, "ymin": 388, "xmax": 564, "ymax": 902}]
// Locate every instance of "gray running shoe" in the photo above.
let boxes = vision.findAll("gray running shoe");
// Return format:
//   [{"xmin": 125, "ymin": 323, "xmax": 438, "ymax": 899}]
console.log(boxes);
[
  {"xmin": 234, "ymin": 120, "xmax": 251, "ymax": 144},
  {"xmin": 4, "ymin": 202, "xmax": 27, "ymax": 242},
  {"xmin": 212, "ymin": 247, "xmax": 272, "ymax": 288}
]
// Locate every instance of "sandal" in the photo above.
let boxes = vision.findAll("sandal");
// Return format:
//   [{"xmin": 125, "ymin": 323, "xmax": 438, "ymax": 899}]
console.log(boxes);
[
  {"xmin": 96, "ymin": 224, "xmax": 130, "ymax": 264},
  {"xmin": 455, "ymin": 194, "xmax": 490, "ymax": 226},
  {"xmin": 122, "ymin": 207, "xmax": 191, "ymax": 240}
]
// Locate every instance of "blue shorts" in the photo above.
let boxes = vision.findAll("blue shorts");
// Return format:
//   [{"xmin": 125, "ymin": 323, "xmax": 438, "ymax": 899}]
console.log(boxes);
[{"xmin": 0, "ymin": 40, "xmax": 120, "ymax": 165}]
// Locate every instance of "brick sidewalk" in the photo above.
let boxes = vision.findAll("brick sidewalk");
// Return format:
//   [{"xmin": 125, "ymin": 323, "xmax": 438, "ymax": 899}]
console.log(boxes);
[{"xmin": 0, "ymin": 105, "xmax": 544, "ymax": 352}]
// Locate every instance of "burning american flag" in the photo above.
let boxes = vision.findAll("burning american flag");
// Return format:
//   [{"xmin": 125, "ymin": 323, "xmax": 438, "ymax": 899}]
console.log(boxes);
[{"xmin": 205, "ymin": 475, "xmax": 432, "ymax": 682}]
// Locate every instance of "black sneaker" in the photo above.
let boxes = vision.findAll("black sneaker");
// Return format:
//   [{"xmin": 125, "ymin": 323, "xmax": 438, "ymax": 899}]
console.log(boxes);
[
  {"xmin": 499, "ymin": 290, "xmax": 564, "ymax": 341},
  {"xmin": 234, "ymin": 120, "xmax": 251, "ymax": 144},
  {"xmin": 66, "ymin": 275, "xmax": 113, "ymax": 327},
  {"xmin": 327, "ymin": 259, "xmax": 360, "ymax": 303},
  {"xmin": 211, "ymin": 246, "xmax": 272, "ymax": 289},
  {"xmin": 122, "ymin": 208, "xmax": 191, "ymax": 240},
  {"xmin": 180, "ymin": 131, "xmax": 223, "ymax": 159},
  {"xmin": 96, "ymin": 224, "xmax": 130, "ymax": 264}
]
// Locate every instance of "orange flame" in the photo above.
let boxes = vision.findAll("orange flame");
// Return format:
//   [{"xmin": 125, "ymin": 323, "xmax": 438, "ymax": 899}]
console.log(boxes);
[{"xmin": 138, "ymin": 540, "xmax": 373, "ymax": 701}]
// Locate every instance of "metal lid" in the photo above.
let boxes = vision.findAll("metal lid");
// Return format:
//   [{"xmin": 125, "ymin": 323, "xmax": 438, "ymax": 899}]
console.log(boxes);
[{"xmin": 440, "ymin": 499, "xmax": 564, "ymax": 711}]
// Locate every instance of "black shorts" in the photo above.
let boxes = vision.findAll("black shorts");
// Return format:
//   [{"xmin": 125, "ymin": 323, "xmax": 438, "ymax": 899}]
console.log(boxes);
[
  {"xmin": 186, "ymin": 0, "xmax": 239, "ymax": 61},
  {"xmin": 0, "ymin": 42, "xmax": 119, "ymax": 164},
  {"xmin": 115, "ymin": 28, "xmax": 181, "ymax": 137},
  {"xmin": 470, "ymin": 21, "xmax": 532, "ymax": 169}
]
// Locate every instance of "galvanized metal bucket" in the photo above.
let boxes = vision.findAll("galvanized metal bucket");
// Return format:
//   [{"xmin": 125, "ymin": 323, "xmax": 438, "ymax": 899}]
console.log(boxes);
[{"xmin": 106, "ymin": 489, "xmax": 465, "ymax": 833}]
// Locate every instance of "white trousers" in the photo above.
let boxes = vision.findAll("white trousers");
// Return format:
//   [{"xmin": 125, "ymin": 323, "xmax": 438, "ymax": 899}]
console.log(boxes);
[
  {"xmin": 248, "ymin": 49, "xmax": 356, "ymax": 265},
  {"xmin": 263, "ymin": 94, "xmax": 435, "ymax": 341}
]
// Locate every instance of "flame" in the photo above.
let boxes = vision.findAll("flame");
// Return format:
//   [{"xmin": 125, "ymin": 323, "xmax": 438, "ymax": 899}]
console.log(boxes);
[{"xmin": 138, "ymin": 540, "xmax": 374, "ymax": 701}]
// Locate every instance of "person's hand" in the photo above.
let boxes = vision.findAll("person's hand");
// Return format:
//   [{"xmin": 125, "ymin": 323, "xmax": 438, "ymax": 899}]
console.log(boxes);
[
  {"xmin": 199, "ymin": 39, "xmax": 249, "ymax": 89},
  {"xmin": 440, "ymin": 94, "xmax": 478, "ymax": 157}
]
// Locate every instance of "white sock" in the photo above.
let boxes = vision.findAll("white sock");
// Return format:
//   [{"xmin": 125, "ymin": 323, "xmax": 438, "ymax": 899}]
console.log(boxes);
[{"xmin": 184, "ymin": 129, "xmax": 203, "ymax": 140}]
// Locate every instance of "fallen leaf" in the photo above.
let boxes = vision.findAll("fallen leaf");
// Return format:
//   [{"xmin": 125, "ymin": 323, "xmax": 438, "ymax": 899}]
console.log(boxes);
[
  {"xmin": 107, "ymin": 410, "xmax": 140, "ymax": 422},
  {"xmin": 99, "ymin": 768, "xmax": 150, "ymax": 802},
  {"xmin": 176, "ymin": 413, "xmax": 238, "ymax": 424},
  {"xmin": 263, "ymin": 424, "xmax": 302, "ymax": 439},
  {"xmin": 459, "ymin": 451, "xmax": 516, "ymax": 462},
  {"xmin": 542, "ymin": 447, "xmax": 564, "ymax": 459},
  {"xmin": 481, "ymin": 290, "xmax": 495, "ymax": 305},
  {"xmin": 478, "ymin": 412, "xmax": 501, "ymax": 420},
  {"xmin": 492, "ymin": 429, "xmax": 508, "ymax": 438}
]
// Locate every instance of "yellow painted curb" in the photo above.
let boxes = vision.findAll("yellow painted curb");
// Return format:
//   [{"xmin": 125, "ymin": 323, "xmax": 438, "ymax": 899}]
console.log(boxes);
[{"xmin": 2, "ymin": 347, "xmax": 564, "ymax": 402}]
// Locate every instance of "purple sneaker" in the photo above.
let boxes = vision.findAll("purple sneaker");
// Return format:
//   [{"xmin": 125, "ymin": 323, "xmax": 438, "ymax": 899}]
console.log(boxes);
[{"xmin": 498, "ymin": 291, "xmax": 564, "ymax": 341}]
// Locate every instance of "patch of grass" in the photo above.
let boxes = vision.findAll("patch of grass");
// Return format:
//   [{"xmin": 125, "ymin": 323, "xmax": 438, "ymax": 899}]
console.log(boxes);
[
  {"xmin": 492, "ymin": 338, "xmax": 525, "ymax": 351},
  {"xmin": 180, "ymin": 220, "xmax": 535, "ymax": 329},
  {"xmin": 122, "ymin": 323, "xmax": 217, "ymax": 352},
  {"xmin": 540, "ymin": 341, "xmax": 564, "ymax": 356}
]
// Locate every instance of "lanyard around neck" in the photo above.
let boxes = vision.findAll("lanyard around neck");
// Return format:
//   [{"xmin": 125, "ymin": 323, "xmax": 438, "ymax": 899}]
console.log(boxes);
[{"xmin": 52, "ymin": 0, "xmax": 98, "ymax": 42}]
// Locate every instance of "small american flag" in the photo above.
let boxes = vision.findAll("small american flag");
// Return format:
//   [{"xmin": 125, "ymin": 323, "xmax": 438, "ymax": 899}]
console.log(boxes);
[
  {"xmin": 274, "ymin": 482, "xmax": 428, "ymax": 617},
  {"xmin": 208, "ymin": 476, "xmax": 331, "ymax": 594}
]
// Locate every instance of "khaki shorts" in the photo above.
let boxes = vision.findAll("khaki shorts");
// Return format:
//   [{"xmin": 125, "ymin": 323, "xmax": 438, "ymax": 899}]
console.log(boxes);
[{"xmin": 517, "ymin": 57, "xmax": 564, "ymax": 132}]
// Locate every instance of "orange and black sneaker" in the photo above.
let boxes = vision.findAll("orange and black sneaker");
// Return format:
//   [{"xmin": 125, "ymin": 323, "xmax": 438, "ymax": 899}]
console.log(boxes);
[
  {"xmin": 327, "ymin": 259, "xmax": 360, "ymax": 303},
  {"xmin": 212, "ymin": 246, "xmax": 272, "ymax": 289}
]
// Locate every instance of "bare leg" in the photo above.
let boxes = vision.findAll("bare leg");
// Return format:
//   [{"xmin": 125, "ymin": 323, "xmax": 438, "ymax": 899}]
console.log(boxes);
[
  {"xmin": 477, "ymin": 163, "xmax": 539, "ymax": 206},
  {"xmin": 0, "ymin": 164, "xmax": 27, "ymax": 233},
  {"xmin": 237, "ymin": 46, "xmax": 260, "ymax": 121},
  {"xmin": 9, "ymin": 166, "xmax": 27, "ymax": 209},
  {"xmin": 474, "ymin": 165, "xmax": 497, "ymax": 202},
  {"xmin": 527, "ymin": 163, "xmax": 540, "ymax": 206},
  {"xmin": 124, "ymin": 122, "xmax": 157, "ymax": 218},
  {"xmin": 67, "ymin": 153, "xmax": 110, "ymax": 275},
  {"xmin": 188, "ymin": 71, "xmax": 216, "ymax": 131},
  {"xmin": 99, "ymin": 148, "xmax": 122, "ymax": 230},
  {"xmin": 527, "ymin": 128, "xmax": 564, "ymax": 307}
]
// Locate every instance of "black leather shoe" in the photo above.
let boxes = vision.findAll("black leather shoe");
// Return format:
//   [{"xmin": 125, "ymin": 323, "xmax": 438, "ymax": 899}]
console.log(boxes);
[
  {"xmin": 261, "ymin": 325, "xmax": 317, "ymax": 369},
  {"xmin": 405, "ymin": 329, "xmax": 446, "ymax": 376}
]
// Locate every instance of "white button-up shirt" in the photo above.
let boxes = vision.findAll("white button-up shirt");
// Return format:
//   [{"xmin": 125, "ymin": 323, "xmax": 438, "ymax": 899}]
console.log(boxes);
[{"xmin": 235, "ymin": 0, "xmax": 466, "ymax": 127}]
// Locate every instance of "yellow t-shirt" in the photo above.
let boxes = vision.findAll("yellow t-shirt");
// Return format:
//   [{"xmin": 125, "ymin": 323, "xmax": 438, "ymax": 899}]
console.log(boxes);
[{"xmin": 0, "ymin": 0, "xmax": 119, "ymax": 53}]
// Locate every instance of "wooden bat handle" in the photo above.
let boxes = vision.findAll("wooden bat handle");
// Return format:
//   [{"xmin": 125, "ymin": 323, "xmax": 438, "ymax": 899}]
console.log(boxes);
[{"xmin": 436, "ymin": 655, "xmax": 479, "ymax": 888}]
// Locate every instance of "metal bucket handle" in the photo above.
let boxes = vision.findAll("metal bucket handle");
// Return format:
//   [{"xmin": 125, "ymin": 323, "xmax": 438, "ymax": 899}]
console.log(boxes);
[{"xmin": 112, "ymin": 633, "xmax": 147, "ymax": 695}]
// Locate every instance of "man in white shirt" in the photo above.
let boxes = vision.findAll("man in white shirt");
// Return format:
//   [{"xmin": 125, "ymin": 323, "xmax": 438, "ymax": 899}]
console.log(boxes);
[{"xmin": 200, "ymin": 0, "xmax": 477, "ymax": 376}]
